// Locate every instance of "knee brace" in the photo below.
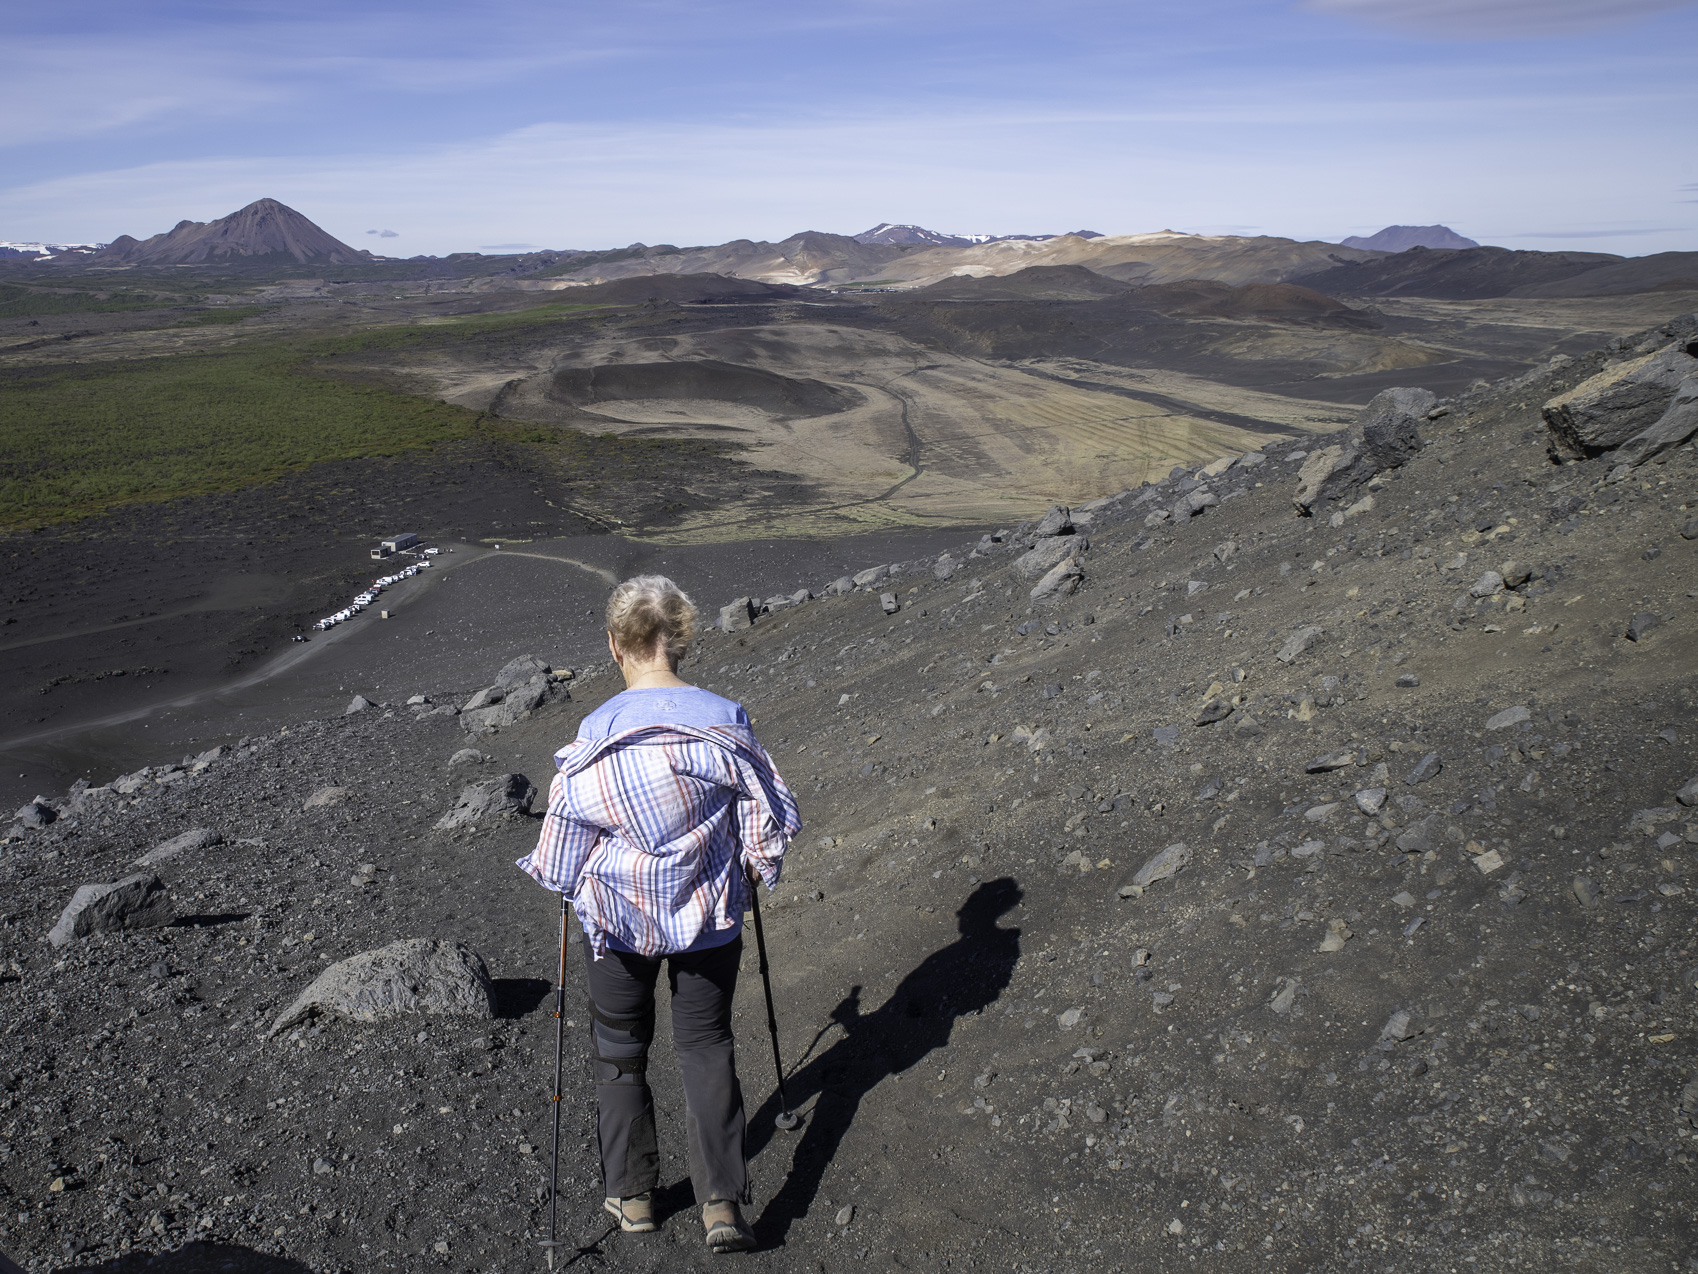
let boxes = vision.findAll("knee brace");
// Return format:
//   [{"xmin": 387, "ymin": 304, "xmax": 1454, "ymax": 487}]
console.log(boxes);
[{"xmin": 589, "ymin": 1000, "xmax": 653, "ymax": 1081}]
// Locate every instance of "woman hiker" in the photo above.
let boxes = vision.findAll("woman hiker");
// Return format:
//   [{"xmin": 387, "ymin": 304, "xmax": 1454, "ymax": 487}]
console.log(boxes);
[{"xmin": 517, "ymin": 575, "xmax": 799, "ymax": 1254}]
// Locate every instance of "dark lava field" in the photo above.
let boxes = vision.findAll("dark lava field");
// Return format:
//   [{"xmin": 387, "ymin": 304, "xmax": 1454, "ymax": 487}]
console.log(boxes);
[{"xmin": 2, "ymin": 310, "xmax": 1696, "ymax": 1273}]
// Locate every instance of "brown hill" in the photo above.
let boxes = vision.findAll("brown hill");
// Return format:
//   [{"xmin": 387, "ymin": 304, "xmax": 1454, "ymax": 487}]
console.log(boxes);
[
  {"xmin": 1137, "ymin": 279, "xmax": 1362, "ymax": 323},
  {"xmin": 909, "ymin": 265, "xmax": 1136, "ymax": 301},
  {"xmin": 1289, "ymin": 245, "xmax": 1624, "ymax": 300},
  {"xmin": 95, "ymin": 198, "xmax": 371, "ymax": 267},
  {"xmin": 556, "ymin": 272, "xmax": 806, "ymax": 306}
]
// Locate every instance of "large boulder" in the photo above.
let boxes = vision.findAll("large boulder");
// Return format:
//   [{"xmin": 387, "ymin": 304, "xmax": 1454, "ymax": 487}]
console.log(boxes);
[
  {"xmin": 434, "ymin": 773, "xmax": 537, "ymax": 829},
  {"xmin": 1293, "ymin": 443, "xmax": 1376, "ymax": 516},
  {"xmin": 1605, "ymin": 377, "xmax": 1698, "ymax": 468},
  {"xmin": 1542, "ymin": 338, "xmax": 1698, "ymax": 459},
  {"xmin": 267, "ymin": 938, "xmax": 495, "ymax": 1037},
  {"xmin": 1357, "ymin": 386, "xmax": 1434, "ymax": 468},
  {"xmin": 1031, "ymin": 505, "xmax": 1073, "ymax": 538},
  {"xmin": 719, "ymin": 597, "xmax": 754, "ymax": 632},
  {"xmin": 492, "ymin": 654, "xmax": 551, "ymax": 689},
  {"xmin": 1294, "ymin": 386, "xmax": 1433, "ymax": 515},
  {"xmin": 47, "ymin": 873, "xmax": 173, "ymax": 948},
  {"xmin": 1030, "ymin": 557, "xmax": 1084, "ymax": 603},
  {"xmin": 460, "ymin": 674, "xmax": 563, "ymax": 734},
  {"xmin": 1014, "ymin": 535, "xmax": 1086, "ymax": 579},
  {"xmin": 14, "ymin": 799, "xmax": 55, "ymax": 829}
]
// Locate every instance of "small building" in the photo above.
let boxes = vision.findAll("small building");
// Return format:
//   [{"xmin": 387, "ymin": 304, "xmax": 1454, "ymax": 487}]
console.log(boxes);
[{"xmin": 371, "ymin": 532, "xmax": 420, "ymax": 559}]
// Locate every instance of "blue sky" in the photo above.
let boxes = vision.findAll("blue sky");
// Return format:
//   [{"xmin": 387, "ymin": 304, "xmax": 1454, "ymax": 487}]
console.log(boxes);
[{"xmin": 2, "ymin": 0, "xmax": 1694, "ymax": 256}]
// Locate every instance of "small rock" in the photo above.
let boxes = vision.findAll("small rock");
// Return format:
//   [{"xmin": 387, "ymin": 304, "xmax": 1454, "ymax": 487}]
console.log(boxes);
[
  {"xmin": 825, "ymin": 575, "xmax": 855, "ymax": 596},
  {"xmin": 1473, "ymin": 849, "xmax": 1505, "ymax": 875},
  {"xmin": 1306, "ymin": 749, "xmax": 1357, "ymax": 773},
  {"xmin": 406, "ymin": 694, "xmax": 429, "ymax": 706},
  {"xmin": 134, "ymin": 827, "xmax": 222, "ymax": 868},
  {"xmin": 461, "ymin": 685, "xmax": 505, "ymax": 712},
  {"xmin": 1468, "ymin": 571, "xmax": 1504, "ymax": 598},
  {"xmin": 1485, "ymin": 705, "xmax": 1531, "ymax": 731},
  {"xmin": 303, "ymin": 786, "xmax": 350, "ymax": 810},
  {"xmin": 1194, "ymin": 700, "xmax": 1232, "ymax": 726},
  {"xmin": 1404, "ymin": 752, "xmax": 1443, "ymax": 785},
  {"xmin": 1275, "ymin": 626, "xmax": 1324, "ymax": 664},
  {"xmin": 1395, "ymin": 673, "xmax": 1420, "ymax": 688},
  {"xmin": 1500, "ymin": 561, "xmax": 1532, "ymax": 588},
  {"xmin": 1132, "ymin": 843, "xmax": 1191, "ymax": 888},
  {"xmin": 1625, "ymin": 611, "xmax": 1660, "ymax": 642},
  {"xmin": 1572, "ymin": 876, "xmax": 1599, "ymax": 907},
  {"xmin": 312, "ymin": 1158, "xmax": 334, "ymax": 1176},
  {"xmin": 836, "ymin": 1205, "xmax": 855, "ymax": 1228},
  {"xmin": 880, "ymin": 591, "xmax": 900, "ymax": 615},
  {"xmin": 47, "ymin": 874, "xmax": 173, "ymax": 948},
  {"xmin": 268, "ymin": 938, "xmax": 495, "ymax": 1036},
  {"xmin": 447, "ymin": 748, "xmax": 486, "ymax": 768},
  {"xmin": 1676, "ymin": 776, "xmax": 1698, "ymax": 807},
  {"xmin": 852, "ymin": 565, "xmax": 889, "ymax": 588},
  {"xmin": 344, "ymin": 694, "xmax": 376, "ymax": 715},
  {"xmin": 1152, "ymin": 725, "xmax": 1181, "ymax": 747},
  {"xmin": 1303, "ymin": 803, "xmax": 1340, "ymax": 822},
  {"xmin": 1057, "ymin": 1007, "xmax": 1085, "ymax": 1030},
  {"xmin": 1379, "ymin": 1009, "xmax": 1423, "ymax": 1042},
  {"xmin": 1269, "ymin": 981, "xmax": 1299, "ymax": 1014},
  {"xmin": 1682, "ymin": 520, "xmax": 1698, "ymax": 541},
  {"xmin": 1354, "ymin": 788, "xmax": 1387, "ymax": 815},
  {"xmin": 1391, "ymin": 891, "xmax": 1417, "ymax": 908}
]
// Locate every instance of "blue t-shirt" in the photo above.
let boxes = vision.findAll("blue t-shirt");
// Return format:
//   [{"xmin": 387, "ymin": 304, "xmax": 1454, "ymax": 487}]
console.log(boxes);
[
  {"xmin": 576, "ymin": 684, "xmax": 750, "ymax": 954},
  {"xmin": 576, "ymin": 685, "xmax": 748, "ymax": 739}
]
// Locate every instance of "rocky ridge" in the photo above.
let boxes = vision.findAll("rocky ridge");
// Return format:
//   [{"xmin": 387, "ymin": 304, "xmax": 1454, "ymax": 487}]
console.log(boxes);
[{"xmin": 2, "ymin": 315, "xmax": 1697, "ymax": 1272}]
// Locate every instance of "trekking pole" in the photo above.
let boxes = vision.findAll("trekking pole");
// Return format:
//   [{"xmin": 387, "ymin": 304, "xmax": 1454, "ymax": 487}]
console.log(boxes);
[
  {"xmin": 745, "ymin": 866, "xmax": 801, "ymax": 1131},
  {"xmin": 541, "ymin": 892, "xmax": 569, "ymax": 1269}
]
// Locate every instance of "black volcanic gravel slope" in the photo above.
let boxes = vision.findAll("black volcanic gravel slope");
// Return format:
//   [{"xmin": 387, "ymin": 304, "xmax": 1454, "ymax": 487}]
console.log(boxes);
[{"xmin": 2, "ymin": 318, "xmax": 1697, "ymax": 1274}]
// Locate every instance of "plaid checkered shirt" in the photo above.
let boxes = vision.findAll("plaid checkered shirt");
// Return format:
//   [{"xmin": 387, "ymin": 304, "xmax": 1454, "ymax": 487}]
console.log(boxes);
[{"xmin": 516, "ymin": 722, "xmax": 799, "ymax": 960}]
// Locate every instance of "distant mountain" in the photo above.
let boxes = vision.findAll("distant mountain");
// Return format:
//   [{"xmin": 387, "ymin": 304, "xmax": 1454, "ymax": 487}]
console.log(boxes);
[
  {"xmin": 1340, "ymin": 225, "xmax": 1479, "ymax": 252},
  {"xmin": 93, "ymin": 199, "xmax": 371, "ymax": 266},
  {"xmin": 1293, "ymin": 244, "xmax": 1698, "ymax": 300},
  {"xmin": 855, "ymin": 224, "xmax": 980, "ymax": 247},
  {"xmin": 852, "ymin": 224, "xmax": 1107, "ymax": 247},
  {"xmin": 549, "ymin": 229, "xmax": 1375, "ymax": 291}
]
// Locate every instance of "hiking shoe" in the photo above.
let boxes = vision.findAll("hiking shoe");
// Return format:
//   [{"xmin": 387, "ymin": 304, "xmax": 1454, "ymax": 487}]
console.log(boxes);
[
  {"xmin": 603, "ymin": 1193, "xmax": 656, "ymax": 1233},
  {"xmin": 702, "ymin": 1199, "xmax": 756, "ymax": 1253}
]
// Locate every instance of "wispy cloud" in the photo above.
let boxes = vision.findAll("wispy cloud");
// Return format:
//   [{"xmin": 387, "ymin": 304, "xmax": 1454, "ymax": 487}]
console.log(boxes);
[{"xmin": 1303, "ymin": 0, "xmax": 1698, "ymax": 38}]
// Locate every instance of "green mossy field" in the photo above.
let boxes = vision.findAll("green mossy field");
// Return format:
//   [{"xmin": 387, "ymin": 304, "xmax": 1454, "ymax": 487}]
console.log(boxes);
[
  {"xmin": 0, "ymin": 283, "xmax": 174, "ymax": 319},
  {"xmin": 0, "ymin": 303, "xmax": 632, "ymax": 531},
  {"xmin": 0, "ymin": 347, "xmax": 481, "ymax": 530}
]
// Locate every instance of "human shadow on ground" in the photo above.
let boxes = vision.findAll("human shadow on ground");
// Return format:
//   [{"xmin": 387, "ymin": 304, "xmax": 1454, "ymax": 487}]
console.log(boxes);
[{"xmin": 746, "ymin": 876, "xmax": 1022, "ymax": 1246}]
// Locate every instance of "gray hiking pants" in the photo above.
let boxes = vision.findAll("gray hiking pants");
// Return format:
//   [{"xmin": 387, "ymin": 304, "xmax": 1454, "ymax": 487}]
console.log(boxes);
[{"xmin": 583, "ymin": 936, "xmax": 749, "ymax": 1205}]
